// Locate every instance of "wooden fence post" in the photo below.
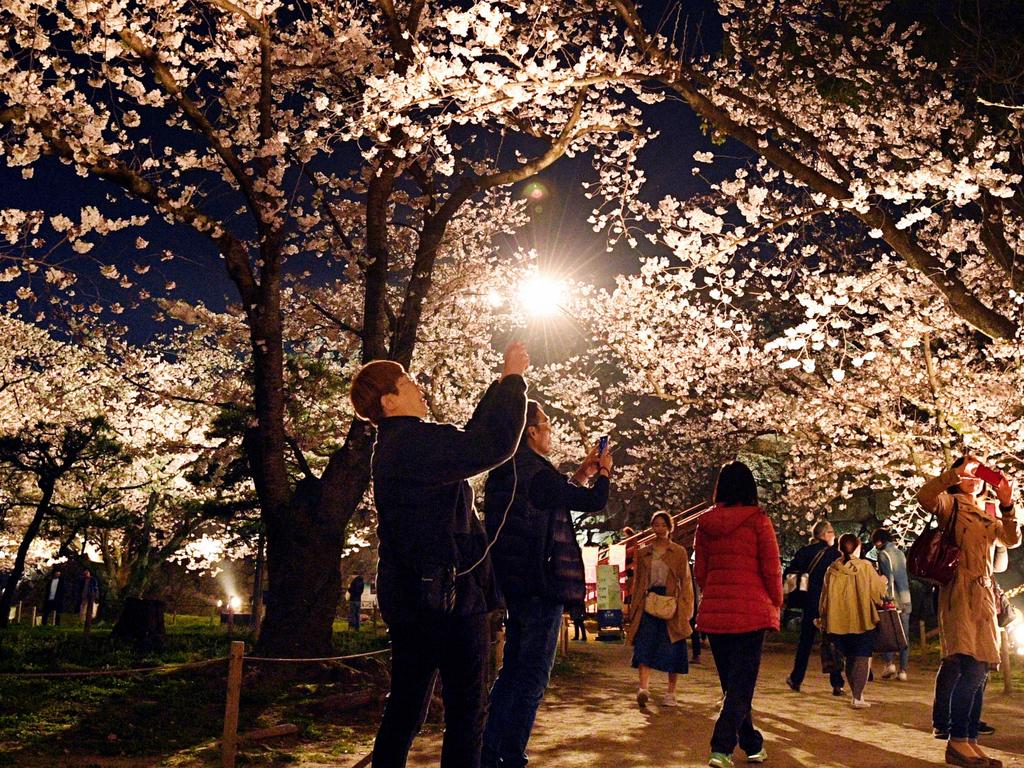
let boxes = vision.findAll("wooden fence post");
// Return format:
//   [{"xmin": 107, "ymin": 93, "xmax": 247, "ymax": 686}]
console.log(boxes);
[
  {"xmin": 559, "ymin": 614, "xmax": 570, "ymax": 657},
  {"xmin": 1000, "ymin": 628, "xmax": 1013, "ymax": 694},
  {"xmin": 14, "ymin": 601, "xmax": 21, "ymax": 623},
  {"xmin": 221, "ymin": 640, "xmax": 245, "ymax": 768},
  {"xmin": 919, "ymin": 620, "xmax": 927, "ymax": 658},
  {"xmin": 27, "ymin": 606, "xmax": 36, "ymax": 627}
]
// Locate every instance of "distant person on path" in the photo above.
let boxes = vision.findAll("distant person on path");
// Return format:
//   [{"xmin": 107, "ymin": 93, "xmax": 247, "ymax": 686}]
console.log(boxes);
[
  {"xmin": 482, "ymin": 400, "xmax": 611, "ymax": 768},
  {"xmin": 626, "ymin": 511, "xmax": 694, "ymax": 709},
  {"xmin": 817, "ymin": 534, "xmax": 888, "ymax": 709},
  {"xmin": 918, "ymin": 455, "xmax": 1019, "ymax": 768},
  {"xmin": 784, "ymin": 520, "xmax": 843, "ymax": 695},
  {"xmin": 42, "ymin": 569, "xmax": 66, "ymax": 626},
  {"xmin": 694, "ymin": 461, "xmax": 782, "ymax": 768},
  {"xmin": 354, "ymin": 342, "xmax": 529, "ymax": 768},
  {"xmin": 77, "ymin": 570, "xmax": 99, "ymax": 627},
  {"xmin": 347, "ymin": 574, "xmax": 365, "ymax": 631},
  {"xmin": 871, "ymin": 528, "xmax": 912, "ymax": 681},
  {"xmin": 570, "ymin": 603, "xmax": 587, "ymax": 641}
]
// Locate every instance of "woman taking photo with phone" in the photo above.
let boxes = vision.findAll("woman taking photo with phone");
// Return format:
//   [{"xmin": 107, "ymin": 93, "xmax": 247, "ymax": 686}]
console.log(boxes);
[
  {"xmin": 626, "ymin": 511, "xmax": 694, "ymax": 709},
  {"xmin": 917, "ymin": 455, "xmax": 1020, "ymax": 768}
]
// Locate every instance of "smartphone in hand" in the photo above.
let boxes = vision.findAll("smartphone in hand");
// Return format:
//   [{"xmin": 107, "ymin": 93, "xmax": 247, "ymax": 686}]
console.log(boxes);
[
  {"xmin": 598, "ymin": 435, "xmax": 609, "ymax": 456},
  {"xmin": 976, "ymin": 464, "xmax": 1004, "ymax": 488}
]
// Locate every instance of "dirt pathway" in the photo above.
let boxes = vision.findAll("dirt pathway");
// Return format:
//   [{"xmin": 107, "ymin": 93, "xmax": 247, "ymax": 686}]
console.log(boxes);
[{"xmin": 371, "ymin": 641, "xmax": 1023, "ymax": 768}]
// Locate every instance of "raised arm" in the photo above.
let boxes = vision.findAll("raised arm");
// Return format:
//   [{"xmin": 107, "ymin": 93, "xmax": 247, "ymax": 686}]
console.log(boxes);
[{"xmin": 917, "ymin": 468, "xmax": 960, "ymax": 527}]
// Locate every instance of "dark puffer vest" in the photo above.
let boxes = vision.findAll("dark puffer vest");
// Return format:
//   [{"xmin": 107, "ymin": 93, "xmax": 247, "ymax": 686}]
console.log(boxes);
[{"xmin": 484, "ymin": 444, "xmax": 592, "ymax": 606}]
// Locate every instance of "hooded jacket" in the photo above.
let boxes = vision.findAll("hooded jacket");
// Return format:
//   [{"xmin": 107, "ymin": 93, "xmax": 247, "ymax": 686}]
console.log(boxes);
[
  {"xmin": 694, "ymin": 504, "xmax": 783, "ymax": 634},
  {"xmin": 818, "ymin": 557, "xmax": 889, "ymax": 635}
]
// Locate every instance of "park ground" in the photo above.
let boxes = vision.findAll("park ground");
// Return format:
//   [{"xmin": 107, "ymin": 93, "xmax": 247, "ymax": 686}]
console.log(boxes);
[
  {"xmin": 394, "ymin": 640, "xmax": 1024, "ymax": 768},
  {"xmin": 1, "ymin": 623, "xmax": 1022, "ymax": 767}
]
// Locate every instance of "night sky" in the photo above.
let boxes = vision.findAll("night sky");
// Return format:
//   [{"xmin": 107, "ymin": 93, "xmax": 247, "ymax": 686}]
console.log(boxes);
[{"xmin": 0, "ymin": 0, "xmax": 733, "ymax": 347}]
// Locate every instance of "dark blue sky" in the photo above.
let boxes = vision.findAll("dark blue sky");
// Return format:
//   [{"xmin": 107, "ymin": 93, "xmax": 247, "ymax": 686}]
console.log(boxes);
[{"xmin": 0, "ymin": 0, "xmax": 730, "ymax": 344}]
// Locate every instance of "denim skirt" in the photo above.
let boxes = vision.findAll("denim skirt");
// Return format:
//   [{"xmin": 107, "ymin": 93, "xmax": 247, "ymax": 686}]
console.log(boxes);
[{"xmin": 631, "ymin": 587, "xmax": 689, "ymax": 674}]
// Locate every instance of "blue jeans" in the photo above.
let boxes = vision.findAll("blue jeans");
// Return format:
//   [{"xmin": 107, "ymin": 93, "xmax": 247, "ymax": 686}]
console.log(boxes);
[
  {"xmin": 935, "ymin": 654, "xmax": 987, "ymax": 740},
  {"xmin": 882, "ymin": 605, "xmax": 911, "ymax": 670},
  {"xmin": 482, "ymin": 598, "xmax": 564, "ymax": 768},
  {"xmin": 348, "ymin": 600, "xmax": 361, "ymax": 630}
]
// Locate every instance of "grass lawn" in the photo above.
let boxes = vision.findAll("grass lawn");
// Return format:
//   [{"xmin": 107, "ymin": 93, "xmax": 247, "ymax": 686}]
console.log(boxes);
[{"xmin": 0, "ymin": 616, "xmax": 389, "ymax": 766}]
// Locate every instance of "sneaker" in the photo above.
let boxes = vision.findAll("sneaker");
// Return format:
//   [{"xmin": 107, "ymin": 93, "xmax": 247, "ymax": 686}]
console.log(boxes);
[
  {"xmin": 785, "ymin": 675, "xmax": 800, "ymax": 692},
  {"xmin": 977, "ymin": 721, "xmax": 995, "ymax": 735},
  {"xmin": 661, "ymin": 692, "xmax": 678, "ymax": 707},
  {"xmin": 851, "ymin": 697, "xmax": 871, "ymax": 709},
  {"xmin": 831, "ymin": 685, "xmax": 845, "ymax": 697},
  {"xmin": 637, "ymin": 688, "xmax": 650, "ymax": 709},
  {"xmin": 745, "ymin": 747, "xmax": 768, "ymax": 763},
  {"xmin": 881, "ymin": 663, "xmax": 897, "ymax": 679},
  {"xmin": 709, "ymin": 753, "xmax": 735, "ymax": 768},
  {"xmin": 897, "ymin": 670, "xmax": 908, "ymax": 682},
  {"xmin": 933, "ymin": 727, "xmax": 950, "ymax": 739}
]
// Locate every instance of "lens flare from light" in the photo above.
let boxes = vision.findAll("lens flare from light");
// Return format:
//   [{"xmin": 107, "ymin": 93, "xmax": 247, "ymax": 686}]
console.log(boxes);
[
  {"xmin": 228, "ymin": 595, "xmax": 242, "ymax": 612},
  {"xmin": 518, "ymin": 276, "xmax": 566, "ymax": 318}
]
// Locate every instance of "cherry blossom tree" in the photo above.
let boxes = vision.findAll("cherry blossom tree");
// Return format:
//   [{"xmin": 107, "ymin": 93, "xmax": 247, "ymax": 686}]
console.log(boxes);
[{"xmin": 0, "ymin": 0, "xmax": 643, "ymax": 654}]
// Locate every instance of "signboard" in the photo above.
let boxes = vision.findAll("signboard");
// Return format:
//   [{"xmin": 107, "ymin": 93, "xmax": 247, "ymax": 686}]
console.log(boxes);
[
  {"xmin": 596, "ymin": 563, "xmax": 623, "ymax": 610},
  {"xmin": 608, "ymin": 544, "xmax": 627, "ymax": 575}
]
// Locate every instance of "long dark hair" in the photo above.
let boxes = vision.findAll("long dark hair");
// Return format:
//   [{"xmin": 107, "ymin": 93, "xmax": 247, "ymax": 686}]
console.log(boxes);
[
  {"xmin": 839, "ymin": 533, "xmax": 861, "ymax": 563},
  {"xmin": 713, "ymin": 461, "xmax": 759, "ymax": 507}
]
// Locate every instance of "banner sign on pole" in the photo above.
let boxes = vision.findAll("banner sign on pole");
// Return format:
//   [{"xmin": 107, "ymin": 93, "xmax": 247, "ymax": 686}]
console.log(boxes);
[
  {"xmin": 582, "ymin": 546, "xmax": 600, "ymax": 584},
  {"xmin": 596, "ymin": 564, "xmax": 623, "ymax": 611}
]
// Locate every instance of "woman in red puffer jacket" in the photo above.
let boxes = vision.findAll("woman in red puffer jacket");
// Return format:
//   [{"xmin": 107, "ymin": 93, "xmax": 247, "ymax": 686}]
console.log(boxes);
[{"xmin": 694, "ymin": 461, "xmax": 782, "ymax": 768}]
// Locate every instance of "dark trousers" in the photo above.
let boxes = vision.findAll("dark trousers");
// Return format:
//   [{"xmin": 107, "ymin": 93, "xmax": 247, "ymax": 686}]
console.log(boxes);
[
  {"xmin": 790, "ymin": 613, "xmax": 844, "ymax": 689},
  {"xmin": 933, "ymin": 654, "xmax": 987, "ymax": 740},
  {"xmin": 348, "ymin": 600, "xmax": 361, "ymax": 630},
  {"xmin": 483, "ymin": 599, "xmax": 564, "ymax": 768},
  {"xmin": 571, "ymin": 610, "xmax": 586, "ymax": 641},
  {"xmin": 42, "ymin": 599, "xmax": 61, "ymax": 625},
  {"xmin": 707, "ymin": 630, "xmax": 766, "ymax": 756},
  {"xmin": 690, "ymin": 618, "xmax": 702, "ymax": 658},
  {"xmin": 372, "ymin": 612, "xmax": 489, "ymax": 768}
]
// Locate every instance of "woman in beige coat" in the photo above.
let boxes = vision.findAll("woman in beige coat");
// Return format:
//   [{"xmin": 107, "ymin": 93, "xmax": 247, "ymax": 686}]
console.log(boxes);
[
  {"xmin": 917, "ymin": 455, "xmax": 1020, "ymax": 768},
  {"xmin": 626, "ymin": 511, "xmax": 695, "ymax": 709},
  {"xmin": 818, "ymin": 534, "xmax": 889, "ymax": 709}
]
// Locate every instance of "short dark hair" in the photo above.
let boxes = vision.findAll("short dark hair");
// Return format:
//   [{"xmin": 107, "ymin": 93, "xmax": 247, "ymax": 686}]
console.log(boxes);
[
  {"xmin": 713, "ymin": 461, "xmax": 759, "ymax": 507},
  {"xmin": 812, "ymin": 520, "xmax": 833, "ymax": 540},
  {"xmin": 350, "ymin": 360, "xmax": 405, "ymax": 426},
  {"xmin": 650, "ymin": 511, "xmax": 674, "ymax": 533},
  {"xmin": 871, "ymin": 528, "xmax": 891, "ymax": 545}
]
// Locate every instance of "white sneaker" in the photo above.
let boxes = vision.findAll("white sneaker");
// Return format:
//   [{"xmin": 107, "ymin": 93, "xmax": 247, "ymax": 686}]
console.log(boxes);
[
  {"xmin": 851, "ymin": 697, "xmax": 871, "ymax": 709},
  {"xmin": 637, "ymin": 688, "xmax": 650, "ymax": 708},
  {"xmin": 881, "ymin": 663, "xmax": 897, "ymax": 679},
  {"xmin": 897, "ymin": 670, "xmax": 908, "ymax": 682},
  {"xmin": 661, "ymin": 692, "xmax": 677, "ymax": 707}
]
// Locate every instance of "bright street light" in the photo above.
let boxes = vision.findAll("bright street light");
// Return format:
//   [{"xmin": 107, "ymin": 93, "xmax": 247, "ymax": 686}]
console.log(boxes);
[{"xmin": 518, "ymin": 276, "xmax": 567, "ymax": 318}]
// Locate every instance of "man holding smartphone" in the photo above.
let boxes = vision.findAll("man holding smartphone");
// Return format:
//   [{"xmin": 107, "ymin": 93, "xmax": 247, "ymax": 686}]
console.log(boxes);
[
  {"xmin": 352, "ymin": 342, "xmax": 529, "ymax": 768},
  {"xmin": 481, "ymin": 403, "xmax": 612, "ymax": 768}
]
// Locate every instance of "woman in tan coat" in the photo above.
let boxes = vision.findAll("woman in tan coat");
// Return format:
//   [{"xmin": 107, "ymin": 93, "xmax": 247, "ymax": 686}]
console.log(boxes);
[
  {"xmin": 626, "ymin": 511, "xmax": 694, "ymax": 709},
  {"xmin": 917, "ymin": 455, "xmax": 1020, "ymax": 768},
  {"xmin": 818, "ymin": 534, "xmax": 889, "ymax": 709}
]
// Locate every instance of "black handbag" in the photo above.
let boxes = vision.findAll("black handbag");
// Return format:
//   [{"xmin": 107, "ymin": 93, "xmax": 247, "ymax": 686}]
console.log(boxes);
[
  {"xmin": 996, "ymin": 583, "xmax": 1019, "ymax": 628},
  {"xmin": 820, "ymin": 634, "xmax": 843, "ymax": 674},
  {"xmin": 875, "ymin": 601, "xmax": 908, "ymax": 653}
]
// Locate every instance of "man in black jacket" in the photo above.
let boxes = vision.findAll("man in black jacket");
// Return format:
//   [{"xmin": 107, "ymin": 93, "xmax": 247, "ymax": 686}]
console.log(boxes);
[
  {"xmin": 353, "ymin": 342, "xmax": 529, "ymax": 768},
  {"xmin": 481, "ymin": 401, "xmax": 612, "ymax": 768},
  {"xmin": 784, "ymin": 519, "xmax": 844, "ymax": 694}
]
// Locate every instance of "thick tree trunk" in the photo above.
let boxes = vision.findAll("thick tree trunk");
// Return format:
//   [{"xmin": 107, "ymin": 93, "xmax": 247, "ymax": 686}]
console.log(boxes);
[
  {"xmin": 0, "ymin": 480, "xmax": 54, "ymax": 628},
  {"xmin": 112, "ymin": 597, "xmax": 166, "ymax": 651},
  {"xmin": 256, "ymin": 489, "xmax": 346, "ymax": 657}
]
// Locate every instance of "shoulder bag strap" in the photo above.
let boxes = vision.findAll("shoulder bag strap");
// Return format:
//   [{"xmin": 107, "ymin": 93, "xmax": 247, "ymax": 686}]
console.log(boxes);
[{"xmin": 807, "ymin": 545, "xmax": 829, "ymax": 576}]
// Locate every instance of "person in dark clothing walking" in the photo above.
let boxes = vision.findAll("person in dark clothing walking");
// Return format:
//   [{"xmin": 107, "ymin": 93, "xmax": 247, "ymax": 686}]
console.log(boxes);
[
  {"xmin": 570, "ymin": 603, "xmax": 587, "ymax": 641},
  {"xmin": 482, "ymin": 400, "xmax": 611, "ymax": 768},
  {"xmin": 784, "ymin": 519, "xmax": 844, "ymax": 695},
  {"xmin": 42, "ymin": 569, "xmax": 66, "ymax": 625},
  {"xmin": 694, "ymin": 461, "xmax": 782, "ymax": 768},
  {"xmin": 347, "ymin": 574, "xmax": 365, "ymax": 631},
  {"xmin": 353, "ymin": 342, "xmax": 530, "ymax": 768}
]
